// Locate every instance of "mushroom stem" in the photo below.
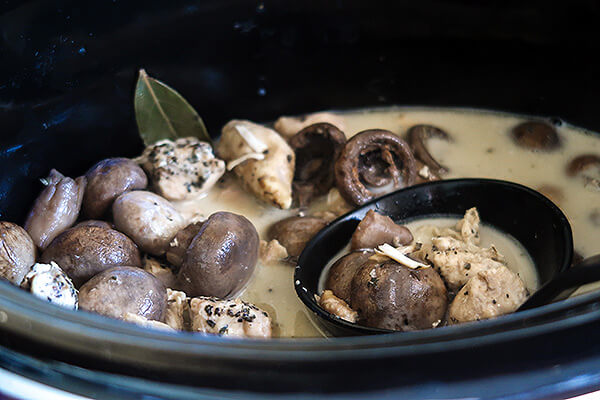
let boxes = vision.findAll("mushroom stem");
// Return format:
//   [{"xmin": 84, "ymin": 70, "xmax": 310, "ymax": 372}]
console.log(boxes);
[{"xmin": 408, "ymin": 125, "xmax": 451, "ymax": 176}]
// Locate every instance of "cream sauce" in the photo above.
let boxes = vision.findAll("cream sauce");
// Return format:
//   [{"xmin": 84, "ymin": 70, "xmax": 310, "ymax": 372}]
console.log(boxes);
[{"xmin": 173, "ymin": 107, "xmax": 600, "ymax": 338}]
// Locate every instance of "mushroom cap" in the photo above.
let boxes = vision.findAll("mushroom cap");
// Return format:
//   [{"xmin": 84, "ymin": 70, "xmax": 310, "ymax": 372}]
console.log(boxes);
[
  {"xmin": 334, "ymin": 129, "xmax": 417, "ymax": 206},
  {"xmin": 511, "ymin": 121, "xmax": 560, "ymax": 151}
]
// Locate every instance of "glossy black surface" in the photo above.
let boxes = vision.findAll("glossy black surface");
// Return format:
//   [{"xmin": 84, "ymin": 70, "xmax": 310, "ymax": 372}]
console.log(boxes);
[
  {"xmin": 2, "ymin": 0, "xmax": 600, "ymax": 398},
  {"xmin": 296, "ymin": 179, "xmax": 573, "ymax": 336}
]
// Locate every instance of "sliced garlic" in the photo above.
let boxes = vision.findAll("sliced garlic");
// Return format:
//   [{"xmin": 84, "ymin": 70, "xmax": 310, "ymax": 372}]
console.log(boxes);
[
  {"xmin": 234, "ymin": 124, "xmax": 268, "ymax": 153},
  {"xmin": 374, "ymin": 243, "xmax": 430, "ymax": 269}
]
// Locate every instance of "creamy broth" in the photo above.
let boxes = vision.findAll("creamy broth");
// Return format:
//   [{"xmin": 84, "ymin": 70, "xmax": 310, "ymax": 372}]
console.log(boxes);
[{"xmin": 173, "ymin": 107, "xmax": 600, "ymax": 338}]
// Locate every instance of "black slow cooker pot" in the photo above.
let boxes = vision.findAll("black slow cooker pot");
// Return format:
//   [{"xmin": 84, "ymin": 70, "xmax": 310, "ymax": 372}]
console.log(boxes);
[{"xmin": 2, "ymin": 1, "xmax": 600, "ymax": 398}]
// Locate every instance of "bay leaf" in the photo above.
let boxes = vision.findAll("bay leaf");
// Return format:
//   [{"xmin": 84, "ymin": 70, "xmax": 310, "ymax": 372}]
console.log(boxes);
[{"xmin": 134, "ymin": 69, "xmax": 211, "ymax": 146}]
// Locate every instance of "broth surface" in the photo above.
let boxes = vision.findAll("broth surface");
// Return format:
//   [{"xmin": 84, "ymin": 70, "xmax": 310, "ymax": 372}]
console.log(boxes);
[{"xmin": 173, "ymin": 107, "xmax": 600, "ymax": 338}]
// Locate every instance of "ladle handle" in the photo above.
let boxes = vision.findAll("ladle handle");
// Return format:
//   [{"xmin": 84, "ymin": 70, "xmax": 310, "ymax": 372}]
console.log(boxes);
[{"xmin": 519, "ymin": 255, "xmax": 600, "ymax": 311}]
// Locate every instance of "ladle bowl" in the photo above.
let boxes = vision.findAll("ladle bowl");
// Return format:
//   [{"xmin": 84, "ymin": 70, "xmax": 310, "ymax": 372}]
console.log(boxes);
[{"xmin": 295, "ymin": 178, "xmax": 574, "ymax": 336}]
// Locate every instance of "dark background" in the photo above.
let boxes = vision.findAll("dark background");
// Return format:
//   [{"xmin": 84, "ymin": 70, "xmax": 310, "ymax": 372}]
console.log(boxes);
[{"xmin": 1, "ymin": 0, "xmax": 600, "ymax": 222}]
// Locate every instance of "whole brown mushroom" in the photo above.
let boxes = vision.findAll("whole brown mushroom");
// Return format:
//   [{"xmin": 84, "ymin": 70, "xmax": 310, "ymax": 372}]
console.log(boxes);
[
  {"xmin": 112, "ymin": 191, "xmax": 186, "ymax": 256},
  {"xmin": 83, "ymin": 157, "xmax": 147, "ymax": 218},
  {"xmin": 79, "ymin": 266, "xmax": 167, "ymax": 321},
  {"xmin": 407, "ymin": 124, "xmax": 451, "ymax": 176},
  {"xmin": 176, "ymin": 212, "xmax": 259, "ymax": 298},
  {"xmin": 350, "ymin": 260, "xmax": 447, "ymax": 331},
  {"xmin": 566, "ymin": 154, "xmax": 600, "ymax": 190},
  {"xmin": 351, "ymin": 209, "xmax": 413, "ymax": 250},
  {"xmin": 511, "ymin": 121, "xmax": 560, "ymax": 151},
  {"xmin": 289, "ymin": 123, "xmax": 347, "ymax": 207},
  {"xmin": 0, "ymin": 222, "xmax": 36, "ymax": 285},
  {"xmin": 24, "ymin": 169, "xmax": 86, "ymax": 249},
  {"xmin": 40, "ymin": 225, "xmax": 142, "ymax": 287},
  {"xmin": 334, "ymin": 130, "xmax": 417, "ymax": 206},
  {"xmin": 325, "ymin": 250, "xmax": 373, "ymax": 304},
  {"xmin": 268, "ymin": 216, "xmax": 328, "ymax": 258}
]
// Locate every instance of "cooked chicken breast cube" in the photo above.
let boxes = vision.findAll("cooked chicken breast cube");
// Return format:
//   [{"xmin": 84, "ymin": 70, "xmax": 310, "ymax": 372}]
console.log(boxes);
[
  {"xmin": 216, "ymin": 120, "xmax": 295, "ymax": 209},
  {"xmin": 189, "ymin": 297, "xmax": 272, "ymax": 338},
  {"xmin": 139, "ymin": 137, "xmax": 225, "ymax": 201},
  {"xmin": 448, "ymin": 265, "xmax": 528, "ymax": 324},
  {"xmin": 165, "ymin": 288, "xmax": 188, "ymax": 331},
  {"xmin": 21, "ymin": 262, "xmax": 78, "ymax": 309},
  {"xmin": 318, "ymin": 290, "xmax": 358, "ymax": 323}
]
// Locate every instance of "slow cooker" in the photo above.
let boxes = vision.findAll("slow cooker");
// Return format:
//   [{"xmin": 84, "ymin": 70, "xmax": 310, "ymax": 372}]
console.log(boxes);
[{"xmin": 2, "ymin": 1, "xmax": 600, "ymax": 398}]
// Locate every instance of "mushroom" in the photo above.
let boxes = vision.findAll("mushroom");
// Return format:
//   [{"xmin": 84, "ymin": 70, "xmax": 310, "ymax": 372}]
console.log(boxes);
[
  {"xmin": 216, "ymin": 120, "xmax": 295, "ymax": 209},
  {"xmin": 350, "ymin": 259, "xmax": 447, "ymax": 331},
  {"xmin": 78, "ymin": 266, "xmax": 167, "ymax": 321},
  {"xmin": 24, "ymin": 169, "xmax": 86, "ymax": 249},
  {"xmin": 289, "ymin": 123, "xmax": 347, "ymax": 207},
  {"xmin": 83, "ymin": 158, "xmax": 147, "ymax": 218},
  {"xmin": 40, "ymin": 225, "xmax": 142, "ymax": 287},
  {"xmin": 351, "ymin": 209, "xmax": 413, "ymax": 250},
  {"xmin": 273, "ymin": 112, "xmax": 347, "ymax": 139},
  {"xmin": 166, "ymin": 221, "xmax": 205, "ymax": 268},
  {"xmin": 112, "ymin": 191, "xmax": 186, "ymax": 256},
  {"xmin": 268, "ymin": 216, "xmax": 328, "ymax": 259},
  {"xmin": 325, "ymin": 249, "xmax": 373, "ymax": 303},
  {"xmin": 175, "ymin": 212, "xmax": 259, "ymax": 298},
  {"xmin": 334, "ymin": 130, "xmax": 417, "ymax": 205},
  {"xmin": 407, "ymin": 124, "xmax": 451, "ymax": 176},
  {"xmin": 511, "ymin": 121, "xmax": 560, "ymax": 151},
  {"xmin": 566, "ymin": 154, "xmax": 600, "ymax": 191},
  {"xmin": 0, "ymin": 221, "xmax": 37, "ymax": 285}
]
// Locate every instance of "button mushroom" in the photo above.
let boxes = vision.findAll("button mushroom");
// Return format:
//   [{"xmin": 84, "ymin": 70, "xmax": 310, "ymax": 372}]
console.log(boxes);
[
  {"xmin": 334, "ymin": 130, "xmax": 417, "ymax": 206},
  {"xmin": 511, "ymin": 121, "xmax": 560, "ymax": 151},
  {"xmin": 350, "ymin": 259, "xmax": 447, "ymax": 331},
  {"xmin": 273, "ymin": 112, "xmax": 346, "ymax": 139},
  {"xmin": 112, "ymin": 191, "xmax": 186, "ymax": 256},
  {"xmin": 351, "ymin": 209, "xmax": 413, "ymax": 251},
  {"xmin": 82, "ymin": 158, "xmax": 148, "ymax": 218},
  {"xmin": 0, "ymin": 221, "xmax": 36, "ymax": 285},
  {"xmin": 216, "ymin": 120, "xmax": 295, "ymax": 209},
  {"xmin": 566, "ymin": 154, "xmax": 600, "ymax": 191},
  {"xmin": 407, "ymin": 124, "xmax": 451, "ymax": 176},
  {"xmin": 138, "ymin": 137, "xmax": 225, "ymax": 201},
  {"xmin": 40, "ymin": 225, "xmax": 142, "ymax": 287},
  {"xmin": 175, "ymin": 212, "xmax": 259, "ymax": 298},
  {"xmin": 289, "ymin": 123, "xmax": 347, "ymax": 207},
  {"xmin": 267, "ymin": 216, "xmax": 328, "ymax": 259},
  {"xmin": 24, "ymin": 169, "xmax": 86, "ymax": 249},
  {"xmin": 78, "ymin": 266, "xmax": 167, "ymax": 321},
  {"xmin": 325, "ymin": 249, "xmax": 373, "ymax": 303}
]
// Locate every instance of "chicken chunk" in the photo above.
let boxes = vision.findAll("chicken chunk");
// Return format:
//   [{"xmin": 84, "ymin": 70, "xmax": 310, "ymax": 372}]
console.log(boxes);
[
  {"xmin": 21, "ymin": 262, "xmax": 78, "ymax": 309},
  {"xmin": 447, "ymin": 265, "xmax": 528, "ymax": 324},
  {"xmin": 189, "ymin": 296, "xmax": 272, "ymax": 338},
  {"xmin": 259, "ymin": 239, "xmax": 289, "ymax": 264},
  {"xmin": 138, "ymin": 137, "xmax": 225, "ymax": 201},
  {"xmin": 317, "ymin": 290, "xmax": 358, "ymax": 323},
  {"xmin": 274, "ymin": 112, "xmax": 347, "ymax": 139},
  {"xmin": 216, "ymin": 120, "xmax": 295, "ymax": 209},
  {"xmin": 415, "ymin": 208, "xmax": 506, "ymax": 290},
  {"xmin": 143, "ymin": 255, "xmax": 176, "ymax": 288},
  {"xmin": 165, "ymin": 289, "xmax": 188, "ymax": 330},
  {"xmin": 124, "ymin": 313, "xmax": 175, "ymax": 331}
]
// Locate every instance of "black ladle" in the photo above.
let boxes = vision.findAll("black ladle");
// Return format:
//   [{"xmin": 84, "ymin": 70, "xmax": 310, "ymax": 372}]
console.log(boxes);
[{"xmin": 294, "ymin": 178, "xmax": 596, "ymax": 336}]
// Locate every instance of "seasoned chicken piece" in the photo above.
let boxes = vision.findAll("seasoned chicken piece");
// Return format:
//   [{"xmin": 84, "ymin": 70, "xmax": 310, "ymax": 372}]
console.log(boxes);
[
  {"xmin": 317, "ymin": 290, "xmax": 358, "ymax": 323},
  {"xmin": 216, "ymin": 120, "xmax": 295, "ymax": 209},
  {"xmin": 124, "ymin": 313, "xmax": 174, "ymax": 331},
  {"xmin": 138, "ymin": 137, "xmax": 225, "ymax": 201},
  {"xmin": 415, "ymin": 208, "xmax": 506, "ymax": 290},
  {"xmin": 259, "ymin": 239, "xmax": 288, "ymax": 264},
  {"xmin": 165, "ymin": 289, "xmax": 188, "ymax": 330},
  {"xmin": 21, "ymin": 262, "xmax": 78, "ymax": 309},
  {"xmin": 143, "ymin": 255, "xmax": 176, "ymax": 288},
  {"xmin": 456, "ymin": 207, "xmax": 481, "ymax": 245},
  {"xmin": 189, "ymin": 297, "xmax": 272, "ymax": 338},
  {"xmin": 274, "ymin": 112, "xmax": 347, "ymax": 139},
  {"xmin": 448, "ymin": 265, "xmax": 528, "ymax": 324}
]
